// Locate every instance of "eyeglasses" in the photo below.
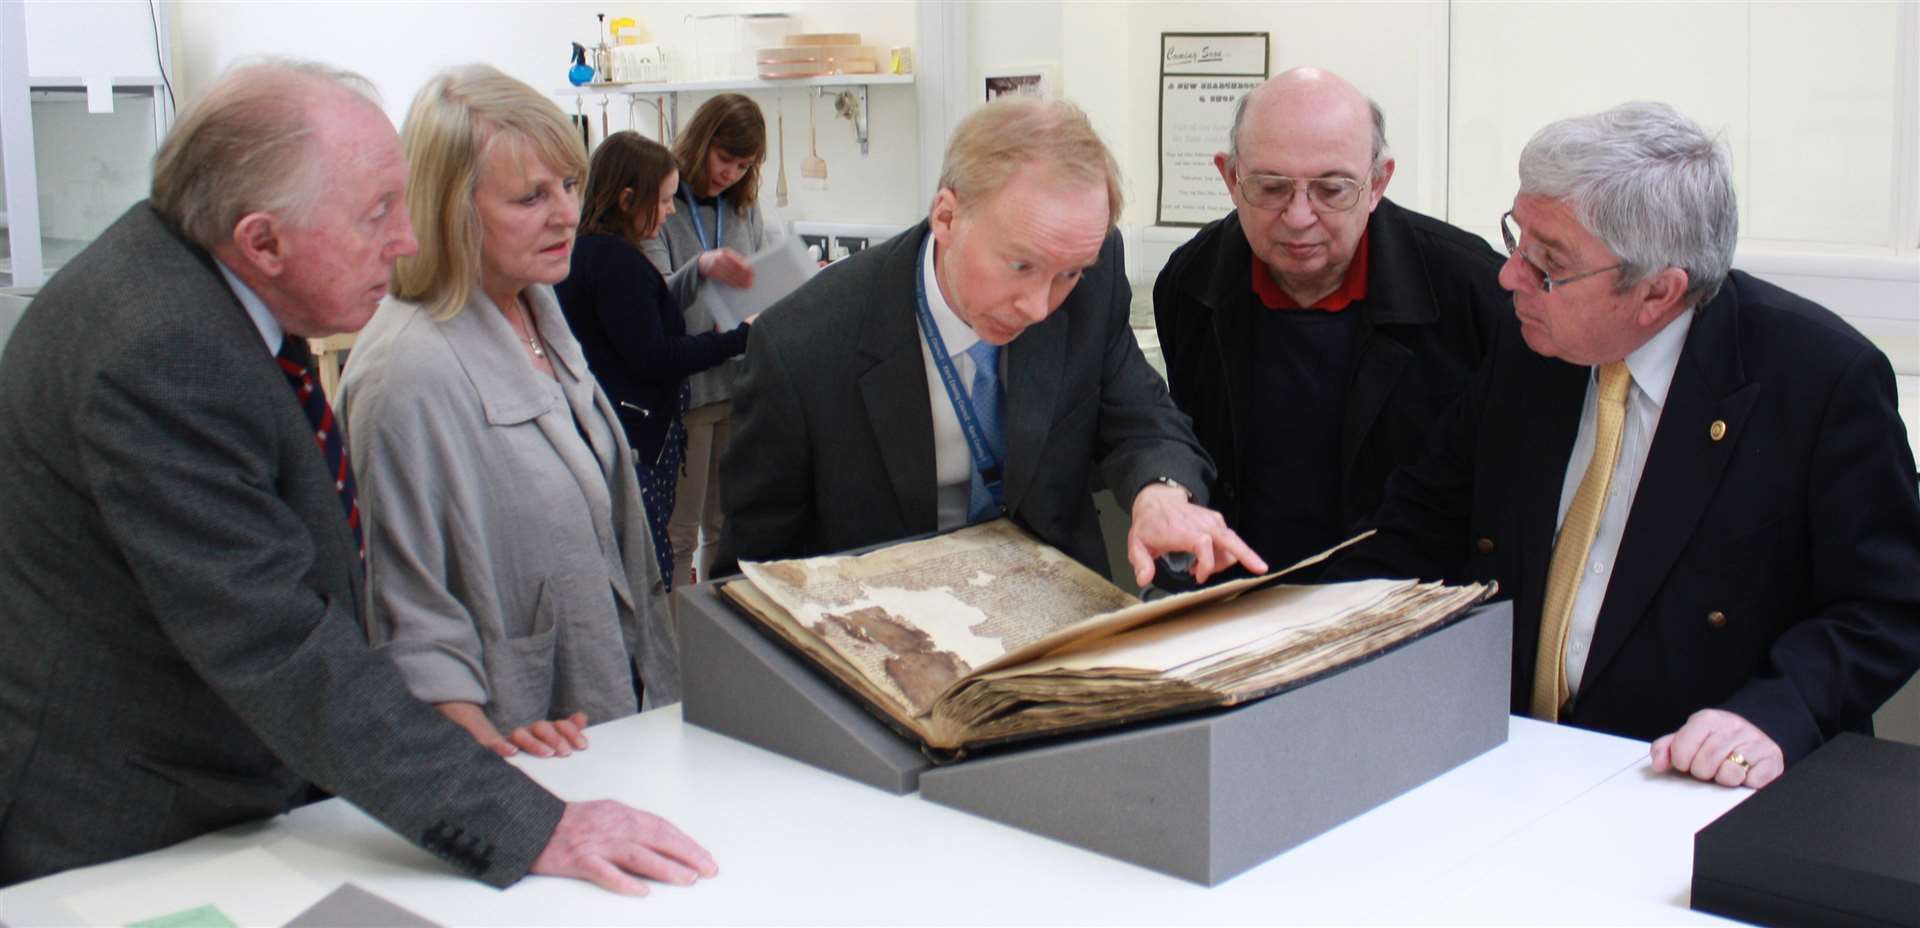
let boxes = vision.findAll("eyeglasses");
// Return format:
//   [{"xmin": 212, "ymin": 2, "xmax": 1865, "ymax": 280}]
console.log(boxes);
[
  {"xmin": 1235, "ymin": 172, "xmax": 1368, "ymax": 212},
  {"xmin": 1499, "ymin": 211, "xmax": 1621, "ymax": 293}
]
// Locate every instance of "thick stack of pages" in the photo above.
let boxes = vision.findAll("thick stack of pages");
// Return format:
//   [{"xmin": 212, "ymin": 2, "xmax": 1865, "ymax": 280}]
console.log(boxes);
[{"xmin": 721, "ymin": 520, "xmax": 1491, "ymax": 752}]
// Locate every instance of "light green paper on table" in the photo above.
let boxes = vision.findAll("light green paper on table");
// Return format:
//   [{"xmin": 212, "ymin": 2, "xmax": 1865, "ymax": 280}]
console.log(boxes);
[{"xmin": 127, "ymin": 903, "xmax": 238, "ymax": 928}]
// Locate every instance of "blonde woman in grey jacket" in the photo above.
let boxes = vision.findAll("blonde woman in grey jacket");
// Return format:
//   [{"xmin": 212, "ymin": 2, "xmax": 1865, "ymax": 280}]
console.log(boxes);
[
  {"xmin": 340, "ymin": 66, "xmax": 679, "ymax": 761},
  {"xmin": 639, "ymin": 92, "xmax": 775, "ymax": 586}
]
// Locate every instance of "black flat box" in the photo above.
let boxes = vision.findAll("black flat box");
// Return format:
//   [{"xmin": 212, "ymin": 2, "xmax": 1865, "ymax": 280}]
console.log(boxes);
[{"xmin": 1692, "ymin": 733, "xmax": 1920, "ymax": 927}]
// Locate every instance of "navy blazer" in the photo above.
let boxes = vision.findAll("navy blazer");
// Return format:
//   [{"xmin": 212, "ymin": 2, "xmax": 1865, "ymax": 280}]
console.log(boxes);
[
  {"xmin": 1329, "ymin": 270, "xmax": 1920, "ymax": 763},
  {"xmin": 556, "ymin": 233, "xmax": 749, "ymax": 464}
]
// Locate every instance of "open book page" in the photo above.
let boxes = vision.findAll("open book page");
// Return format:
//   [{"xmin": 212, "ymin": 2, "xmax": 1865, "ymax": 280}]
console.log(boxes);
[
  {"xmin": 974, "ymin": 529, "xmax": 1376, "ymax": 675},
  {"xmin": 721, "ymin": 576, "xmax": 934, "ymax": 729},
  {"xmin": 1007, "ymin": 580, "xmax": 1414, "ymax": 677},
  {"xmin": 938, "ymin": 579, "xmax": 1489, "ymax": 741},
  {"xmin": 737, "ymin": 520, "xmax": 1137, "ymax": 718},
  {"xmin": 703, "ymin": 235, "xmax": 818, "ymax": 329}
]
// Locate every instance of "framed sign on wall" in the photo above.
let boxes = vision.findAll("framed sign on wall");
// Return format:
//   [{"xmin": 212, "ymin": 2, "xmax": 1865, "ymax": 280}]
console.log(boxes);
[{"xmin": 1157, "ymin": 32, "xmax": 1269, "ymax": 227}]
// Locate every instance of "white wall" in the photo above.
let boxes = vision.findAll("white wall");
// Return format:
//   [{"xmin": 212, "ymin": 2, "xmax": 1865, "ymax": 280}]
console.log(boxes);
[
  {"xmin": 169, "ymin": 0, "xmax": 926, "ymax": 227},
  {"xmin": 26, "ymin": 0, "xmax": 1919, "ymax": 356}
]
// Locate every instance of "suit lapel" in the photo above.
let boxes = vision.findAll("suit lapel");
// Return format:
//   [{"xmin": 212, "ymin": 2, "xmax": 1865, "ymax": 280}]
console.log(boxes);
[
  {"xmin": 1002, "ymin": 304, "xmax": 1068, "ymax": 511},
  {"xmin": 858, "ymin": 224, "xmax": 939, "ymax": 532},
  {"xmin": 1581, "ymin": 297, "xmax": 1756, "ymax": 691}
]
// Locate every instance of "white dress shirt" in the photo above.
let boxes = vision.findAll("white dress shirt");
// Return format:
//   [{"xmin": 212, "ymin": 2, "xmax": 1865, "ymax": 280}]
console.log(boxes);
[
  {"xmin": 215, "ymin": 260, "xmax": 284, "ymax": 356},
  {"xmin": 1556, "ymin": 309, "xmax": 1695, "ymax": 696},
  {"xmin": 917, "ymin": 240, "xmax": 989, "ymax": 530}
]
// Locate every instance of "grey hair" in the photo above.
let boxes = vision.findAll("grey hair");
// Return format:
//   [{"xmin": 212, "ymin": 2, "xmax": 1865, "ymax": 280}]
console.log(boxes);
[
  {"xmin": 1517, "ymin": 101, "xmax": 1737, "ymax": 308},
  {"xmin": 1227, "ymin": 87, "xmax": 1391, "ymax": 179},
  {"xmin": 150, "ymin": 58, "xmax": 381, "ymax": 250}
]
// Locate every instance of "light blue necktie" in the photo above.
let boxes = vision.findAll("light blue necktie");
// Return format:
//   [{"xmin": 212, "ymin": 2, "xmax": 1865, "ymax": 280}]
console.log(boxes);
[{"xmin": 964, "ymin": 340, "xmax": 1005, "ymax": 520}]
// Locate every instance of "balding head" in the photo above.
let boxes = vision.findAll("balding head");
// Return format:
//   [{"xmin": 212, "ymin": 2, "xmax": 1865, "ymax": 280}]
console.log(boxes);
[
  {"xmin": 1214, "ymin": 67, "xmax": 1395, "ymax": 306},
  {"xmin": 1229, "ymin": 67, "xmax": 1389, "ymax": 178},
  {"xmin": 151, "ymin": 58, "xmax": 384, "ymax": 250}
]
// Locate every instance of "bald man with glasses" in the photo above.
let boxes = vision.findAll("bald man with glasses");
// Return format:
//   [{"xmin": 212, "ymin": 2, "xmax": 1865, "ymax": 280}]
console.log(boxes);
[
  {"xmin": 1328, "ymin": 102, "xmax": 1920, "ymax": 789},
  {"xmin": 1154, "ymin": 68, "xmax": 1508, "ymax": 576}
]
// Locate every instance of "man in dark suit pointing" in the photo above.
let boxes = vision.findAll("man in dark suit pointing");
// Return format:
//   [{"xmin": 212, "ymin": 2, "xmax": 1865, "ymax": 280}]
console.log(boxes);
[
  {"xmin": 1329, "ymin": 101, "xmax": 1920, "ymax": 788},
  {"xmin": 0, "ymin": 59, "xmax": 715, "ymax": 893},
  {"xmin": 722, "ymin": 98, "xmax": 1264, "ymax": 586}
]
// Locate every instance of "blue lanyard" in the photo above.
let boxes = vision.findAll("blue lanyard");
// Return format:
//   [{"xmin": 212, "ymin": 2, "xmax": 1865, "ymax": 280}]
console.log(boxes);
[
  {"xmin": 679, "ymin": 182, "xmax": 723, "ymax": 251},
  {"xmin": 913, "ymin": 235, "xmax": 1004, "ymax": 503}
]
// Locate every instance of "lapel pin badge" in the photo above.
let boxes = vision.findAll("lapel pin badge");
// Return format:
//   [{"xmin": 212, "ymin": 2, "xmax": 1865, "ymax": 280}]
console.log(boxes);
[{"xmin": 1709, "ymin": 419, "xmax": 1728, "ymax": 442}]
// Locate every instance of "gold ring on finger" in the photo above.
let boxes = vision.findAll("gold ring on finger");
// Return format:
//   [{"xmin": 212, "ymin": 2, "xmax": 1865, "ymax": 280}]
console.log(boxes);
[{"xmin": 1726, "ymin": 750, "xmax": 1750, "ymax": 769}]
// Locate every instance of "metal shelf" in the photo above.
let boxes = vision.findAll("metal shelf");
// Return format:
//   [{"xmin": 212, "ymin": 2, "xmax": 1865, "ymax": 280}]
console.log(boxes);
[
  {"xmin": 554, "ymin": 73, "xmax": 912, "ymax": 154},
  {"xmin": 554, "ymin": 72, "xmax": 912, "ymax": 96}
]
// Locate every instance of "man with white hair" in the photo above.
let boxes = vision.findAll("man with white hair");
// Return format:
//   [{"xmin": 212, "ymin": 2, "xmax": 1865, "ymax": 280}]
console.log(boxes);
[
  {"xmin": 0, "ymin": 59, "xmax": 715, "ymax": 893},
  {"xmin": 1329, "ymin": 101, "xmax": 1920, "ymax": 788}
]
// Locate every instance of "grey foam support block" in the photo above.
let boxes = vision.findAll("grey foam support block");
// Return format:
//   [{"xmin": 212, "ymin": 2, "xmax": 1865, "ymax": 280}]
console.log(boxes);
[
  {"xmin": 918, "ymin": 601, "xmax": 1513, "ymax": 885},
  {"xmin": 677, "ymin": 583, "xmax": 930, "ymax": 793}
]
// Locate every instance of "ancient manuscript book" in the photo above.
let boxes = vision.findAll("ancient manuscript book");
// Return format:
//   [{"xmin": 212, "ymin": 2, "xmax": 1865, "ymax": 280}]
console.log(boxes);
[{"xmin": 720, "ymin": 519, "xmax": 1492, "ymax": 754}]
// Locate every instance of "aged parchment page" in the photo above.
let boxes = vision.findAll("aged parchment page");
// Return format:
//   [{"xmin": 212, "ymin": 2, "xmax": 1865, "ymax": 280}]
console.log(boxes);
[{"xmin": 738, "ymin": 520, "xmax": 1135, "ymax": 717}]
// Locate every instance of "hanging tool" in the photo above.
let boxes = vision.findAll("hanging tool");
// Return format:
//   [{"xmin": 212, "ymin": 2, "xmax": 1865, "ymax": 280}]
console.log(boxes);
[
  {"xmin": 801, "ymin": 90, "xmax": 828, "ymax": 191},
  {"xmin": 775, "ymin": 92, "xmax": 790, "ymax": 207}
]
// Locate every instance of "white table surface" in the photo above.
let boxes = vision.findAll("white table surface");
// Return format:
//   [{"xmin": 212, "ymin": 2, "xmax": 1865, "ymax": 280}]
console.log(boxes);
[{"xmin": 0, "ymin": 708, "xmax": 1752, "ymax": 927}]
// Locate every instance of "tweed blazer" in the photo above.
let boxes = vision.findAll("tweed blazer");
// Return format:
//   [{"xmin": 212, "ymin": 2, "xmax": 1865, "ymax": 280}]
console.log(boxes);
[
  {"xmin": 339, "ymin": 285, "xmax": 679, "ymax": 731},
  {"xmin": 0, "ymin": 203, "xmax": 561, "ymax": 887}
]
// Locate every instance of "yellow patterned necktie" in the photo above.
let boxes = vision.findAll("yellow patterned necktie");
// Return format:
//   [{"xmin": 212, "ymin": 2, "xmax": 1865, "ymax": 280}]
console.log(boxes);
[{"xmin": 1531, "ymin": 361, "xmax": 1632, "ymax": 721}]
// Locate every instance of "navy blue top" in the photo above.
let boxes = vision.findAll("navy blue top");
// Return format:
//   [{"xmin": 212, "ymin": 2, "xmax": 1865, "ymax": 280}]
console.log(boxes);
[
  {"xmin": 1238, "ymin": 300, "xmax": 1361, "ymax": 574},
  {"xmin": 556, "ymin": 233, "xmax": 749, "ymax": 463}
]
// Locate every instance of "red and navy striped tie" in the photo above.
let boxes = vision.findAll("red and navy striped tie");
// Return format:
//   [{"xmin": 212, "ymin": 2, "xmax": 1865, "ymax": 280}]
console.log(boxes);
[{"xmin": 275, "ymin": 339, "xmax": 363, "ymax": 560}]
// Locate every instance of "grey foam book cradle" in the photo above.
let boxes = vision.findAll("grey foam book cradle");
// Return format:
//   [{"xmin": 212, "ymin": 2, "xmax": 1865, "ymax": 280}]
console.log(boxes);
[{"xmin": 677, "ymin": 582, "xmax": 1512, "ymax": 884}]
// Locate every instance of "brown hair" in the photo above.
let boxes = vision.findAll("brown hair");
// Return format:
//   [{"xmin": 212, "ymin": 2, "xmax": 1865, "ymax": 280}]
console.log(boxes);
[
  {"xmin": 391, "ymin": 64, "xmax": 588, "ymax": 320},
  {"xmin": 671, "ymin": 93, "xmax": 766, "ymax": 214},
  {"xmin": 579, "ymin": 131, "xmax": 679, "ymax": 243},
  {"xmin": 937, "ymin": 98, "xmax": 1123, "ymax": 225},
  {"xmin": 150, "ymin": 58, "xmax": 379, "ymax": 249}
]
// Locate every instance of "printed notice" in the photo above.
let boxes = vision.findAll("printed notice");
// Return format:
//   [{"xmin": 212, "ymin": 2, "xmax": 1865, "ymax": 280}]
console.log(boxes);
[{"xmin": 1157, "ymin": 33, "xmax": 1269, "ymax": 227}]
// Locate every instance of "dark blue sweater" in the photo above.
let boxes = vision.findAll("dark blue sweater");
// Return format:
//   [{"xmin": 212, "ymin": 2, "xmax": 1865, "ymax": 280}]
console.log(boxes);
[{"xmin": 556, "ymin": 233, "xmax": 749, "ymax": 463}]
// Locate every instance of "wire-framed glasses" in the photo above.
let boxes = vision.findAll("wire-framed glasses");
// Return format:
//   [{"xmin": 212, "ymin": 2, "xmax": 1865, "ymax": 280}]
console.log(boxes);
[
  {"xmin": 1499, "ymin": 211, "xmax": 1621, "ymax": 293},
  {"xmin": 1235, "ymin": 173, "xmax": 1368, "ymax": 212}
]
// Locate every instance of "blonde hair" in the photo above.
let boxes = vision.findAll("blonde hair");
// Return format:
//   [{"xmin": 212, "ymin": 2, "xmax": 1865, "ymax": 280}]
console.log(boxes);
[
  {"xmin": 392, "ymin": 64, "xmax": 588, "ymax": 320},
  {"xmin": 150, "ymin": 58, "xmax": 378, "ymax": 250},
  {"xmin": 936, "ymin": 98, "xmax": 1123, "ymax": 224}
]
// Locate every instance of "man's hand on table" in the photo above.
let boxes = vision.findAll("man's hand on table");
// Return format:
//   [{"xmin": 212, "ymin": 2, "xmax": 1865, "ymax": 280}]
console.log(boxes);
[
  {"xmin": 531, "ymin": 799, "xmax": 719, "ymax": 895},
  {"xmin": 1649, "ymin": 708, "xmax": 1784, "ymax": 789}
]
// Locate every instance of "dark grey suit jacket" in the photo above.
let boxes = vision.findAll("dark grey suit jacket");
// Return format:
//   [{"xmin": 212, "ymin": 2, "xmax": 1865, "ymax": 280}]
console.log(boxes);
[
  {"xmin": 0, "ymin": 204, "xmax": 563, "ymax": 887},
  {"xmin": 721, "ymin": 221, "xmax": 1213, "ymax": 572}
]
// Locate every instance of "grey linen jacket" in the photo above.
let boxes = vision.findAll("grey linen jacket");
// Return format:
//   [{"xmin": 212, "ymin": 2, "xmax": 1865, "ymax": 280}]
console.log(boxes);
[
  {"xmin": 640, "ymin": 196, "xmax": 768, "ymax": 408},
  {"xmin": 0, "ymin": 203, "xmax": 561, "ymax": 887},
  {"xmin": 338, "ymin": 285, "xmax": 679, "ymax": 731}
]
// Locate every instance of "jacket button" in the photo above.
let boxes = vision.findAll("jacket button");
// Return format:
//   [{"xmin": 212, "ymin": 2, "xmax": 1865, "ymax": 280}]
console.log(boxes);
[
  {"xmin": 1475, "ymin": 537, "xmax": 1495, "ymax": 555},
  {"xmin": 1706, "ymin": 610, "xmax": 1728, "ymax": 628}
]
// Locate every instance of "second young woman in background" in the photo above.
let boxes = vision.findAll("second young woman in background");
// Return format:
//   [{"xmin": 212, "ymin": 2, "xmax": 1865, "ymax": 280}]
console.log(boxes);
[{"xmin": 641, "ymin": 92, "xmax": 773, "ymax": 587}]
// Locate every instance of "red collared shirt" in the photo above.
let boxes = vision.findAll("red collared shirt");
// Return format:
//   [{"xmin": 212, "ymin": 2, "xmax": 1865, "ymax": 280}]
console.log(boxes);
[{"xmin": 1251, "ymin": 227, "xmax": 1370, "ymax": 311}]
